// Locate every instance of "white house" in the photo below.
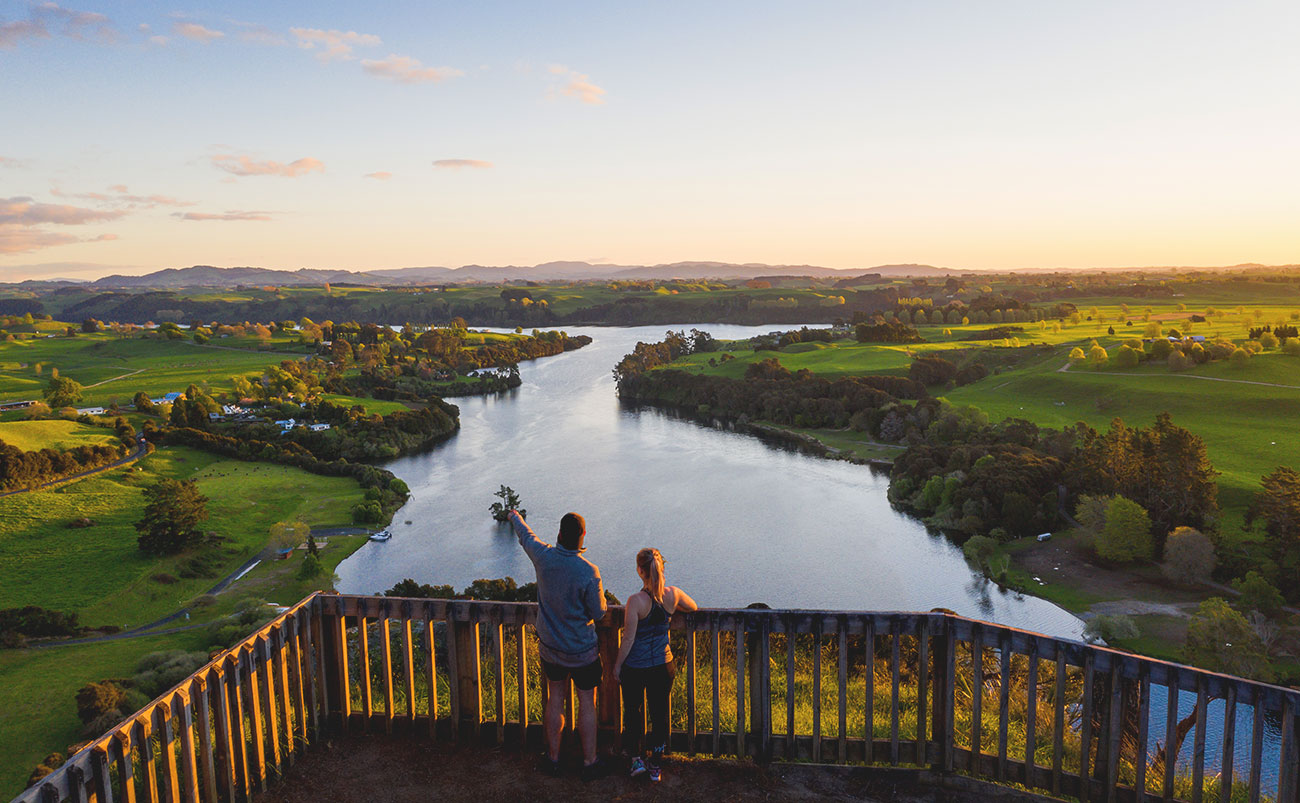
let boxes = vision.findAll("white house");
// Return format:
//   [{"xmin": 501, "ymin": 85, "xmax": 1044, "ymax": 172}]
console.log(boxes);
[
  {"xmin": 76, "ymin": 406, "xmax": 106, "ymax": 415},
  {"xmin": 274, "ymin": 418, "xmax": 296, "ymax": 429},
  {"xmin": 309, "ymin": 423, "xmax": 331, "ymax": 432}
]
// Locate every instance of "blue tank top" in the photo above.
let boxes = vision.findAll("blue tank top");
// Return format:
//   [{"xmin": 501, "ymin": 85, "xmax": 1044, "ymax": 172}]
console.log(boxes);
[{"xmin": 625, "ymin": 595, "xmax": 672, "ymax": 669}]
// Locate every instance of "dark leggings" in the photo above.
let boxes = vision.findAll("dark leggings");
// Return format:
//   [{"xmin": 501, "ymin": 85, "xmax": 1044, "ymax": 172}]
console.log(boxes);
[{"xmin": 620, "ymin": 662, "xmax": 675, "ymax": 755}]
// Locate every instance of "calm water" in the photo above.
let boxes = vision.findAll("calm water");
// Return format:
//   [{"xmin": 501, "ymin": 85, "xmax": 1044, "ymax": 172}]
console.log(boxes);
[
  {"xmin": 337, "ymin": 324, "xmax": 1085, "ymax": 640},
  {"xmin": 337, "ymin": 323, "xmax": 1285, "ymax": 789}
]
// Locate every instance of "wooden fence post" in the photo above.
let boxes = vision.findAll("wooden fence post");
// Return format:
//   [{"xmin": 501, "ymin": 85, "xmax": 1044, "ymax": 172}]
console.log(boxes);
[
  {"xmin": 453, "ymin": 617, "xmax": 482, "ymax": 739},
  {"xmin": 929, "ymin": 615, "xmax": 950, "ymax": 771},
  {"xmin": 598, "ymin": 608, "xmax": 623, "ymax": 744}
]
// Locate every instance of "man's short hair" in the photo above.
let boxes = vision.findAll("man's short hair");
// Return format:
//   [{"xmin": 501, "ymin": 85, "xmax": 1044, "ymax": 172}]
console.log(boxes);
[{"xmin": 558, "ymin": 512, "xmax": 586, "ymax": 550}]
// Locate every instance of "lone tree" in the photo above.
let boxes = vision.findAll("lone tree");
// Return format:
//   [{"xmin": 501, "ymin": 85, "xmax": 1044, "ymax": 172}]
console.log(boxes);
[
  {"xmin": 44, "ymin": 376, "xmax": 83, "ymax": 409},
  {"xmin": 1246, "ymin": 466, "xmax": 1300, "ymax": 591},
  {"xmin": 136, "ymin": 479, "xmax": 210, "ymax": 555},
  {"xmin": 1095, "ymin": 495, "xmax": 1154, "ymax": 563},
  {"xmin": 1184, "ymin": 598, "xmax": 1273, "ymax": 681},
  {"xmin": 489, "ymin": 485, "xmax": 525, "ymax": 522}
]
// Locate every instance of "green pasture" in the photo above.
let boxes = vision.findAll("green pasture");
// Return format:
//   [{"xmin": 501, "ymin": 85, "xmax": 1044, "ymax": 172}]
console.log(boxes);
[
  {"xmin": 320, "ymin": 393, "xmax": 410, "ymax": 415},
  {"xmin": 0, "ymin": 446, "xmax": 365, "ymax": 628},
  {"xmin": 0, "ymin": 419, "xmax": 119, "ymax": 452},
  {"xmin": 0, "ymin": 334, "xmax": 301, "ymax": 406},
  {"xmin": 0, "ymin": 628, "xmax": 208, "ymax": 800}
]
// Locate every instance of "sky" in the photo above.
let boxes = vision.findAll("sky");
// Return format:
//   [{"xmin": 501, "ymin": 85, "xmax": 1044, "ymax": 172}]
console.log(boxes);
[{"xmin": 1, "ymin": 0, "xmax": 1299, "ymax": 280}]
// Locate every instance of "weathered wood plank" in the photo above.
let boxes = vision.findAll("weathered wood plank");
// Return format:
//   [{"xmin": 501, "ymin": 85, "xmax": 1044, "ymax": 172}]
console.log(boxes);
[
  {"xmin": 358, "ymin": 616, "xmax": 373, "ymax": 730},
  {"xmin": 1191, "ymin": 676, "xmax": 1207, "ymax": 803},
  {"xmin": 1052, "ymin": 652, "xmax": 1065, "ymax": 797},
  {"xmin": 1163, "ymin": 673, "xmax": 1180, "ymax": 802},
  {"xmin": 256, "ymin": 640, "xmax": 281, "ymax": 774},
  {"xmin": 193, "ymin": 677, "xmax": 218, "ymax": 803},
  {"xmin": 492, "ymin": 622, "xmax": 506, "ymax": 745},
  {"xmin": 735, "ymin": 618, "xmax": 746, "ymax": 758},
  {"xmin": 997, "ymin": 632, "xmax": 1010, "ymax": 782},
  {"xmin": 916, "ymin": 618, "xmax": 928, "ymax": 765},
  {"xmin": 1025, "ymin": 640, "xmax": 1038, "ymax": 777},
  {"xmin": 1280, "ymin": 694, "xmax": 1297, "ymax": 803},
  {"xmin": 890, "ymin": 618, "xmax": 901, "ymax": 766},
  {"xmin": 454, "ymin": 619, "xmax": 482, "ymax": 736},
  {"xmin": 516, "ymin": 623, "xmax": 529, "ymax": 746},
  {"xmin": 113, "ymin": 733, "xmax": 136, "ymax": 803},
  {"xmin": 243, "ymin": 650, "xmax": 268, "ymax": 793},
  {"xmin": 401, "ymin": 615, "xmax": 416, "ymax": 723},
  {"xmin": 838, "ymin": 616, "xmax": 849, "ymax": 764},
  {"xmin": 786, "ymin": 616, "xmax": 796, "ymax": 760},
  {"xmin": 136, "ymin": 718, "xmax": 160, "ymax": 803},
  {"xmin": 812, "ymin": 618, "xmax": 822, "ymax": 763},
  {"xmin": 687, "ymin": 628, "xmax": 697, "ymax": 755},
  {"xmin": 90, "ymin": 748, "xmax": 114, "ymax": 803},
  {"xmin": 941, "ymin": 623, "xmax": 956, "ymax": 772},
  {"xmin": 176, "ymin": 694, "xmax": 201, "ymax": 803},
  {"xmin": 711, "ymin": 614, "xmax": 721, "ymax": 757},
  {"xmin": 1135, "ymin": 667, "xmax": 1151, "ymax": 802},
  {"xmin": 379, "ymin": 615, "xmax": 395, "ymax": 732},
  {"xmin": 1080, "ymin": 651, "xmax": 1094, "ymax": 803},
  {"xmin": 270, "ymin": 632, "xmax": 293, "ymax": 766},
  {"xmin": 1220, "ymin": 683, "xmax": 1237, "ymax": 803},
  {"xmin": 425, "ymin": 613, "xmax": 439, "ymax": 736},
  {"xmin": 1105, "ymin": 664, "xmax": 1122, "ymax": 803},
  {"xmin": 971, "ymin": 625, "xmax": 983, "ymax": 774}
]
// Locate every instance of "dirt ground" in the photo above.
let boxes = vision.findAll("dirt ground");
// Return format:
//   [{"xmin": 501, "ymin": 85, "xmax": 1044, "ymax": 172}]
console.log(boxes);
[{"xmin": 253, "ymin": 736, "xmax": 1039, "ymax": 803}]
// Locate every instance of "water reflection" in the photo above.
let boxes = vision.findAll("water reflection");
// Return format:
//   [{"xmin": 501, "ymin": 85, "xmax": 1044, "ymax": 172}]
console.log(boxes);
[{"xmin": 337, "ymin": 324, "xmax": 1085, "ymax": 640}]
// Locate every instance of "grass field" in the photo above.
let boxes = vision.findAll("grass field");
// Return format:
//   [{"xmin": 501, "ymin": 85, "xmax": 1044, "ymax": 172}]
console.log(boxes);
[
  {"xmin": 0, "ymin": 334, "xmax": 307, "ymax": 407},
  {"xmin": 320, "ymin": 393, "xmax": 411, "ymax": 415},
  {"xmin": 0, "ymin": 628, "xmax": 206, "ymax": 799},
  {"xmin": 0, "ymin": 446, "xmax": 366, "ymax": 628},
  {"xmin": 0, "ymin": 419, "xmax": 120, "ymax": 452}
]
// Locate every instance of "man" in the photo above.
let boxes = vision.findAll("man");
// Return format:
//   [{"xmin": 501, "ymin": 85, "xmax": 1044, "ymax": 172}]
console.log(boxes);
[{"xmin": 508, "ymin": 508, "xmax": 609, "ymax": 779}]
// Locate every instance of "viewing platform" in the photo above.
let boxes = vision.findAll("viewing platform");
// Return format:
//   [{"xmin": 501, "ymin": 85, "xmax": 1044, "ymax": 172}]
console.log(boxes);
[{"xmin": 13, "ymin": 592, "xmax": 1300, "ymax": 803}]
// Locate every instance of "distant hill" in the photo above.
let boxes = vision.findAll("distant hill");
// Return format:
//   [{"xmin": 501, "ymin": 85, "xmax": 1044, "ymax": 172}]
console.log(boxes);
[{"xmin": 89, "ymin": 261, "xmax": 961, "ymax": 288}]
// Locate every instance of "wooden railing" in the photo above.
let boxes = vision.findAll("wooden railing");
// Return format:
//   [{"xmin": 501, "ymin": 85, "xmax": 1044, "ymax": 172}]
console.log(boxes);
[{"xmin": 14, "ymin": 593, "xmax": 1300, "ymax": 803}]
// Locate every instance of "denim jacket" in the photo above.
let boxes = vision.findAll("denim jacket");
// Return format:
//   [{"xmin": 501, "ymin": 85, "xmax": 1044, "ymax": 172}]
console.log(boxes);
[{"xmin": 511, "ymin": 513, "xmax": 607, "ymax": 666}]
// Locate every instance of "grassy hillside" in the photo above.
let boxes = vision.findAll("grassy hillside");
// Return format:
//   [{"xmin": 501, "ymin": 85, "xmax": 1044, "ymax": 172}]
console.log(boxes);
[
  {"xmin": 0, "ymin": 333, "xmax": 309, "ymax": 407},
  {"xmin": 0, "ymin": 446, "xmax": 365, "ymax": 628},
  {"xmin": 0, "ymin": 420, "xmax": 120, "ymax": 452}
]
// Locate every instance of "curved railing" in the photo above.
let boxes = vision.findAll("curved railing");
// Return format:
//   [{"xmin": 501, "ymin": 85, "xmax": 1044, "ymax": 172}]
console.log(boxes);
[{"xmin": 13, "ymin": 592, "xmax": 1300, "ymax": 803}]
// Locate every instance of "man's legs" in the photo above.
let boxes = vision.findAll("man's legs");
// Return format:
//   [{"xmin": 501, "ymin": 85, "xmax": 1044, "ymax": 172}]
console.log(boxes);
[
  {"xmin": 544, "ymin": 678, "xmax": 567, "ymax": 762},
  {"xmin": 575, "ymin": 686, "xmax": 599, "ymax": 766}
]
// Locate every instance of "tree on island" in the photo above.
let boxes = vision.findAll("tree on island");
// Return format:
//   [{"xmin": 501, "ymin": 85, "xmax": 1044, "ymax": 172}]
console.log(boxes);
[
  {"xmin": 489, "ymin": 485, "xmax": 525, "ymax": 522},
  {"xmin": 44, "ymin": 376, "xmax": 83, "ymax": 409},
  {"xmin": 136, "ymin": 479, "xmax": 211, "ymax": 555}
]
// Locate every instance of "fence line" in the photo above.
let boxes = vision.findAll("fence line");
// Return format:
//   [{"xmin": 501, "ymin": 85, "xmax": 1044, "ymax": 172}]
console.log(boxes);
[{"xmin": 13, "ymin": 592, "xmax": 1300, "ymax": 803}]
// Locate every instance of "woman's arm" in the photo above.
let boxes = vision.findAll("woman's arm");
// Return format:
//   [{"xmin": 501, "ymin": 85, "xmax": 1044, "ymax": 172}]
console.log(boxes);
[
  {"xmin": 613, "ymin": 593, "xmax": 645, "ymax": 678},
  {"xmin": 668, "ymin": 587, "xmax": 698, "ymax": 613}
]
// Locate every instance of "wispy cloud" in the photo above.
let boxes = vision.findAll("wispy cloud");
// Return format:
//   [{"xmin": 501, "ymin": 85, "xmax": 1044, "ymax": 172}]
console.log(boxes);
[
  {"xmin": 432, "ymin": 159, "xmax": 493, "ymax": 170},
  {"xmin": 363, "ymin": 171, "xmax": 392, "ymax": 180},
  {"xmin": 548, "ymin": 64, "xmax": 607, "ymax": 105},
  {"xmin": 0, "ymin": 157, "xmax": 25, "ymax": 168},
  {"xmin": 172, "ymin": 21, "xmax": 223, "ymax": 43},
  {"xmin": 234, "ymin": 22, "xmax": 286, "ymax": 47},
  {"xmin": 0, "ymin": 195, "xmax": 122, "ymax": 254},
  {"xmin": 0, "ymin": 2, "xmax": 115, "ymax": 48},
  {"xmin": 175, "ymin": 210, "xmax": 272, "ymax": 222},
  {"xmin": 211, "ymin": 154, "xmax": 325, "ymax": 178},
  {"xmin": 51, "ymin": 185, "xmax": 194, "ymax": 209},
  {"xmin": 1, "ymin": 197, "xmax": 126, "ymax": 226},
  {"xmin": 361, "ymin": 54, "xmax": 462, "ymax": 84},
  {"xmin": 291, "ymin": 27, "xmax": 379, "ymax": 61}
]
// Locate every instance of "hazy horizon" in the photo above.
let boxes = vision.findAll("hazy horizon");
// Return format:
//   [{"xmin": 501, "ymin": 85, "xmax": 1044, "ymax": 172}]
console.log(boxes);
[{"xmin": 3, "ymin": 1, "xmax": 1298, "ymax": 281}]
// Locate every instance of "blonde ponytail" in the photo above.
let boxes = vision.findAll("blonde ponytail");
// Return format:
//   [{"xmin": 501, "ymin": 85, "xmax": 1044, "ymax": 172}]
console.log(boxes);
[{"xmin": 637, "ymin": 548, "xmax": 665, "ymax": 604}]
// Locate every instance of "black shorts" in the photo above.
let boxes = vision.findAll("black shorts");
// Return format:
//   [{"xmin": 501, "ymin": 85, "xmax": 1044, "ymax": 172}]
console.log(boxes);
[{"xmin": 541, "ymin": 656, "xmax": 603, "ymax": 690}]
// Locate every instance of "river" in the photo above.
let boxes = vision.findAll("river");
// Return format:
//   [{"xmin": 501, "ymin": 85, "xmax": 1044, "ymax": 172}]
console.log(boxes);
[{"xmin": 337, "ymin": 324, "xmax": 1085, "ymax": 640}]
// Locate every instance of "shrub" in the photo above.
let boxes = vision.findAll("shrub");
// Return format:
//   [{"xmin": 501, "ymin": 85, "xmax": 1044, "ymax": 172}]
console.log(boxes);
[
  {"xmin": 1162, "ymin": 527, "xmax": 1216, "ymax": 585},
  {"xmin": 133, "ymin": 651, "xmax": 209, "ymax": 696},
  {"xmin": 297, "ymin": 553, "xmax": 325, "ymax": 580},
  {"xmin": 962, "ymin": 535, "xmax": 998, "ymax": 568},
  {"xmin": 75, "ymin": 681, "xmax": 127, "ymax": 724},
  {"xmin": 1230, "ymin": 347, "xmax": 1250, "ymax": 368},
  {"xmin": 1095, "ymin": 496, "xmax": 1154, "ymax": 563},
  {"xmin": 1284, "ymin": 338, "xmax": 1300, "ymax": 356},
  {"xmin": 1232, "ymin": 571, "xmax": 1285, "ymax": 616},
  {"xmin": 1114, "ymin": 345, "xmax": 1140, "ymax": 368},
  {"xmin": 1084, "ymin": 614, "xmax": 1139, "ymax": 645}
]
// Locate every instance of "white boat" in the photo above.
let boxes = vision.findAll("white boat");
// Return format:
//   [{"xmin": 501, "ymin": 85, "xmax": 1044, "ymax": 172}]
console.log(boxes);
[{"xmin": 368, "ymin": 530, "xmax": 392, "ymax": 542}]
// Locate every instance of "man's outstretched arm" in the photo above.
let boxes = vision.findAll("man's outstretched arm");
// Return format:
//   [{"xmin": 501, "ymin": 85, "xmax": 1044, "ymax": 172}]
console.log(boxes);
[{"xmin": 508, "ymin": 509, "xmax": 546, "ymax": 560}]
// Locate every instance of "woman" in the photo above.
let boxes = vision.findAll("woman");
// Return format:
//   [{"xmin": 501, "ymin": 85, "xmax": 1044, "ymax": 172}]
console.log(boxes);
[{"xmin": 613, "ymin": 547, "xmax": 698, "ymax": 782}]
